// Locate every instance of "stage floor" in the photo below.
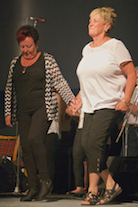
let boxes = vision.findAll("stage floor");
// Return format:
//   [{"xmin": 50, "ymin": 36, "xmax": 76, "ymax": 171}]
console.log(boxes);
[{"xmin": 0, "ymin": 194, "xmax": 138, "ymax": 207}]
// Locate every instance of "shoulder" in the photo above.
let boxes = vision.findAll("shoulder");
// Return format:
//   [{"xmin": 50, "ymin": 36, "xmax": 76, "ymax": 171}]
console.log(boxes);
[
  {"xmin": 82, "ymin": 42, "xmax": 92, "ymax": 56},
  {"xmin": 104, "ymin": 38, "xmax": 129, "ymax": 55},
  {"xmin": 110, "ymin": 38, "xmax": 126, "ymax": 48},
  {"xmin": 10, "ymin": 56, "xmax": 19, "ymax": 65},
  {"xmin": 110, "ymin": 38, "xmax": 132, "ymax": 63},
  {"xmin": 43, "ymin": 52, "xmax": 59, "ymax": 71},
  {"xmin": 43, "ymin": 52, "xmax": 55, "ymax": 60}
]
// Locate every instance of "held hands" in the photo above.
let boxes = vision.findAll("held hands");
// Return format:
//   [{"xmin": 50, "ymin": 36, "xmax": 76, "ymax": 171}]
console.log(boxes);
[
  {"xmin": 69, "ymin": 98, "xmax": 82, "ymax": 115},
  {"xmin": 5, "ymin": 115, "xmax": 13, "ymax": 127},
  {"xmin": 65, "ymin": 106, "xmax": 80, "ymax": 117}
]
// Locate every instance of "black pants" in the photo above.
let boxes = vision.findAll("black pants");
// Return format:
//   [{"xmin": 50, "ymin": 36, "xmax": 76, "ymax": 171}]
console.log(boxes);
[
  {"xmin": 18, "ymin": 105, "xmax": 52, "ymax": 189},
  {"xmin": 73, "ymin": 129, "xmax": 86, "ymax": 187},
  {"xmin": 81, "ymin": 109, "xmax": 121, "ymax": 173},
  {"xmin": 45, "ymin": 133, "xmax": 58, "ymax": 181}
]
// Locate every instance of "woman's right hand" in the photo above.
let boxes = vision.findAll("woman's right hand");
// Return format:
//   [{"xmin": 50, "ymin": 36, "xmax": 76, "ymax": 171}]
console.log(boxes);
[
  {"xmin": 69, "ymin": 98, "xmax": 82, "ymax": 115},
  {"xmin": 5, "ymin": 115, "xmax": 13, "ymax": 127}
]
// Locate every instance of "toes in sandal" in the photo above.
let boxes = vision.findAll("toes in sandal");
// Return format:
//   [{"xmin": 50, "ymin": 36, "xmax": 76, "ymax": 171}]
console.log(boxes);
[
  {"xmin": 99, "ymin": 182, "xmax": 122, "ymax": 205},
  {"xmin": 81, "ymin": 192, "xmax": 98, "ymax": 205}
]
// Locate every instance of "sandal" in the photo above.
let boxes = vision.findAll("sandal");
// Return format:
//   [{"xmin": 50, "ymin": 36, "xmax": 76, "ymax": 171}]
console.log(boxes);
[
  {"xmin": 81, "ymin": 192, "xmax": 99, "ymax": 205},
  {"xmin": 99, "ymin": 182, "xmax": 122, "ymax": 205}
]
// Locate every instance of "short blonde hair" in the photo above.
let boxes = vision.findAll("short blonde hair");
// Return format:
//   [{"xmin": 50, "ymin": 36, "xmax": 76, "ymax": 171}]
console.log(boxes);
[{"xmin": 89, "ymin": 7, "xmax": 117, "ymax": 33}]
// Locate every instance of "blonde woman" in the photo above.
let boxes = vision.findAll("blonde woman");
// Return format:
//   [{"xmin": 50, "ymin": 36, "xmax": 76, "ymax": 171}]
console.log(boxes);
[{"xmin": 70, "ymin": 7, "xmax": 136, "ymax": 205}]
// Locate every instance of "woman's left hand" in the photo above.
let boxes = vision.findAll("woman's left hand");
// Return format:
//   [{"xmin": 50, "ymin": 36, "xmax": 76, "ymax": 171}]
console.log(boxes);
[
  {"xmin": 115, "ymin": 100, "xmax": 128, "ymax": 111},
  {"xmin": 69, "ymin": 98, "xmax": 82, "ymax": 114}
]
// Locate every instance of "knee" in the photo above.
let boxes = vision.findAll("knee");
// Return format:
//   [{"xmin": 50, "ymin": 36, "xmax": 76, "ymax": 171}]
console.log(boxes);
[{"xmin": 28, "ymin": 132, "xmax": 40, "ymax": 145}]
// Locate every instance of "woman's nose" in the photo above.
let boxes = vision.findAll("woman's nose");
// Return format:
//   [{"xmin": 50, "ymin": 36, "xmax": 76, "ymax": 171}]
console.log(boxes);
[
  {"xmin": 22, "ymin": 46, "xmax": 28, "ymax": 52},
  {"xmin": 89, "ymin": 20, "xmax": 94, "ymax": 26}
]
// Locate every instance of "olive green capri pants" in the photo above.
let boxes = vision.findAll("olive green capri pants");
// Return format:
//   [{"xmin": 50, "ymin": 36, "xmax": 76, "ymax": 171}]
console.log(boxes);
[{"xmin": 81, "ymin": 109, "xmax": 121, "ymax": 173}]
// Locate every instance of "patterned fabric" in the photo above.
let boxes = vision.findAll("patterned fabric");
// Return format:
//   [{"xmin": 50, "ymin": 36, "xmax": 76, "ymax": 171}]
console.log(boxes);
[
  {"xmin": 5, "ymin": 52, "xmax": 75, "ymax": 124},
  {"xmin": 0, "ymin": 138, "xmax": 24, "ymax": 167},
  {"xmin": 0, "ymin": 139, "xmax": 16, "ymax": 158},
  {"xmin": 5, "ymin": 57, "xmax": 19, "ymax": 124}
]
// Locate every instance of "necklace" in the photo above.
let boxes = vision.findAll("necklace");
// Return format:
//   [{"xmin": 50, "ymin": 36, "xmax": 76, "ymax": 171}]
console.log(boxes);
[{"xmin": 22, "ymin": 66, "xmax": 27, "ymax": 74}]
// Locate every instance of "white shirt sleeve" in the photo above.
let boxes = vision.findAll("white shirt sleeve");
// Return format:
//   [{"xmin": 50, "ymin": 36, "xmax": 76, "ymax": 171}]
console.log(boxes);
[{"xmin": 114, "ymin": 40, "xmax": 132, "ymax": 65}]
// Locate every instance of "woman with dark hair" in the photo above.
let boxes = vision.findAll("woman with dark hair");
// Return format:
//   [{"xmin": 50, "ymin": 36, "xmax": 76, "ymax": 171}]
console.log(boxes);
[{"xmin": 5, "ymin": 25, "xmax": 75, "ymax": 202}]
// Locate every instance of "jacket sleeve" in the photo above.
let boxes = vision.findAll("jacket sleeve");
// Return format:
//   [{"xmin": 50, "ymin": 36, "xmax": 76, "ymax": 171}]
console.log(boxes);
[
  {"xmin": 4, "ymin": 57, "xmax": 18, "ymax": 117},
  {"xmin": 49, "ymin": 55, "xmax": 75, "ymax": 105}
]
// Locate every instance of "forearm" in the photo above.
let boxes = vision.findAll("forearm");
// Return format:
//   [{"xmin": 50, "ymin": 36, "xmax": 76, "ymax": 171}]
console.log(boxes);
[
  {"xmin": 116, "ymin": 61, "xmax": 136, "ymax": 111},
  {"xmin": 55, "ymin": 80, "xmax": 75, "ymax": 105},
  {"xmin": 76, "ymin": 92, "xmax": 81, "ymax": 101},
  {"xmin": 4, "ymin": 58, "xmax": 16, "ymax": 117},
  {"xmin": 123, "ymin": 74, "xmax": 136, "ymax": 103},
  {"xmin": 50, "ymin": 57, "xmax": 75, "ymax": 105},
  {"xmin": 121, "ymin": 61, "xmax": 136, "ymax": 103},
  {"xmin": 5, "ymin": 84, "xmax": 12, "ymax": 117}
]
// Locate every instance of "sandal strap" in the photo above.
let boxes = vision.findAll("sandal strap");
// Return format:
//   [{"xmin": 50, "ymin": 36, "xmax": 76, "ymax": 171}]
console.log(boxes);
[
  {"xmin": 100, "ymin": 183, "xmax": 122, "ymax": 204},
  {"xmin": 111, "ymin": 182, "xmax": 116, "ymax": 193},
  {"xmin": 84, "ymin": 192, "xmax": 98, "ymax": 205}
]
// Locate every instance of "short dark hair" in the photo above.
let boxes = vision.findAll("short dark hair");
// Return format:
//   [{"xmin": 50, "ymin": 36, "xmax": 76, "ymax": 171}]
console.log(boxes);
[{"xmin": 16, "ymin": 25, "xmax": 39, "ymax": 44}]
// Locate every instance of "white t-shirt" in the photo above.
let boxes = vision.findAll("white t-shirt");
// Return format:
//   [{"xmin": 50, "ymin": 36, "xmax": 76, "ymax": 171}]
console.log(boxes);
[
  {"xmin": 77, "ymin": 38, "xmax": 132, "ymax": 113},
  {"xmin": 127, "ymin": 86, "xmax": 138, "ymax": 125}
]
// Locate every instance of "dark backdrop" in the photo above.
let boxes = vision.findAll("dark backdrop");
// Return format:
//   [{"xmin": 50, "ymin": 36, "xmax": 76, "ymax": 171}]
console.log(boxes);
[
  {"xmin": 0, "ymin": 0, "xmax": 137, "ymax": 193},
  {"xmin": 0, "ymin": 0, "xmax": 138, "ymax": 91}
]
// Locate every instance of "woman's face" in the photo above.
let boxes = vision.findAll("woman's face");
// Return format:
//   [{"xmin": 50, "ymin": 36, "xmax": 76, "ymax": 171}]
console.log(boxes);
[
  {"xmin": 19, "ymin": 36, "xmax": 38, "ymax": 60},
  {"xmin": 88, "ymin": 13, "xmax": 108, "ymax": 38}
]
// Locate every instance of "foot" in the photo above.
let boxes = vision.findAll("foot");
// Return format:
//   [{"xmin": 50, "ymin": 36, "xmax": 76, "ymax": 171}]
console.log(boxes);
[
  {"xmin": 71, "ymin": 187, "xmax": 84, "ymax": 194},
  {"xmin": 81, "ymin": 192, "xmax": 98, "ymax": 205},
  {"xmin": 100, "ymin": 183, "xmax": 122, "ymax": 204},
  {"xmin": 35, "ymin": 179, "xmax": 53, "ymax": 201},
  {"xmin": 20, "ymin": 188, "xmax": 39, "ymax": 201}
]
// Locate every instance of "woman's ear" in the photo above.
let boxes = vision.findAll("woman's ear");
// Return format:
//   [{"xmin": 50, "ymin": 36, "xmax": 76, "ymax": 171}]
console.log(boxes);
[{"xmin": 105, "ymin": 23, "xmax": 111, "ymax": 32}]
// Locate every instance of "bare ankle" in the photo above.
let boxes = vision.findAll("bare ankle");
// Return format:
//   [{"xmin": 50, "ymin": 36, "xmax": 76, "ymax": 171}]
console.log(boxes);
[{"xmin": 88, "ymin": 187, "xmax": 98, "ymax": 195}]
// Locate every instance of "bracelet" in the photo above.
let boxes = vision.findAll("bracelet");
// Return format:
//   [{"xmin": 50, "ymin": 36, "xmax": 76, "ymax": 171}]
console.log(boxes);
[{"xmin": 122, "ymin": 99, "xmax": 130, "ymax": 106}]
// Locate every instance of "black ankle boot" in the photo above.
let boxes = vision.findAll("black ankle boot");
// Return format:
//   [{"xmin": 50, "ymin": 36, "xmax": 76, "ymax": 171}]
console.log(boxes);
[
  {"xmin": 35, "ymin": 179, "xmax": 53, "ymax": 201},
  {"xmin": 20, "ymin": 188, "xmax": 39, "ymax": 201}
]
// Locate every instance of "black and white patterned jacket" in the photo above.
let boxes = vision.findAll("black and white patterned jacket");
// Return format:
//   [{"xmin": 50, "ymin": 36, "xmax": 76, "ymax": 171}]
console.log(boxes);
[{"xmin": 5, "ymin": 52, "xmax": 75, "ymax": 124}]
